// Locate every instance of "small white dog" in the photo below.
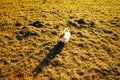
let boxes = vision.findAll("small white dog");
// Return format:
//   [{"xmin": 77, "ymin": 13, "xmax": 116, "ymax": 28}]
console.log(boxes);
[{"xmin": 59, "ymin": 28, "xmax": 71, "ymax": 43}]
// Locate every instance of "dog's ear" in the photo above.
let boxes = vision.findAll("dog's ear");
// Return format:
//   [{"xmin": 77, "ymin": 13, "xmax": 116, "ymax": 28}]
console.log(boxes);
[
  {"xmin": 64, "ymin": 28, "xmax": 69, "ymax": 32},
  {"xmin": 59, "ymin": 33, "xmax": 65, "ymax": 38},
  {"xmin": 66, "ymin": 29, "xmax": 69, "ymax": 32}
]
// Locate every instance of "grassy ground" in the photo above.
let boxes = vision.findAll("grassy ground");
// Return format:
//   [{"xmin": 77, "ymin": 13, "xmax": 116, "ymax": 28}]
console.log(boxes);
[{"xmin": 0, "ymin": 0, "xmax": 120, "ymax": 80}]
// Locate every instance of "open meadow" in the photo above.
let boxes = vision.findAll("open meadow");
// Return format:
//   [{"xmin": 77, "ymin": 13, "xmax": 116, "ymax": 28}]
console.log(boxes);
[{"xmin": 0, "ymin": 0, "xmax": 120, "ymax": 80}]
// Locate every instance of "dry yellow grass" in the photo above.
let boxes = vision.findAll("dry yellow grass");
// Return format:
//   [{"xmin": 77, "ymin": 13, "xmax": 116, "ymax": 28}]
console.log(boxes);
[{"xmin": 0, "ymin": 0, "xmax": 120, "ymax": 80}]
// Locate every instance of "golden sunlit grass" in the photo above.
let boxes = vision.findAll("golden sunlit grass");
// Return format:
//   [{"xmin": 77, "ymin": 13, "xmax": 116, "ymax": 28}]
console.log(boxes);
[{"xmin": 0, "ymin": 0, "xmax": 120, "ymax": 80}]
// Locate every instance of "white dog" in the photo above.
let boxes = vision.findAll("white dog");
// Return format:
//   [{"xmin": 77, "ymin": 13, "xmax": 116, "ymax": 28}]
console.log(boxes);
[{"xmin": 59, "ymin": 28, "xmax": 71, "ymax": 43}]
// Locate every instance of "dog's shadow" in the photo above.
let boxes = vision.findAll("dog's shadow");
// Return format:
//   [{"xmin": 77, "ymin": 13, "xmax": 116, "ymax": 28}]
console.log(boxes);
[{"xmin": 32, "ymin": 41, "xmax": 65, "ymax": 77}]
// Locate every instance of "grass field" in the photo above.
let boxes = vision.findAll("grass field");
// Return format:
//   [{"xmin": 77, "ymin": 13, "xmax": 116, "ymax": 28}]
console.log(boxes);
[{"xmin": 0, "ymin": 0, "xmax": 120, "ymax": 80}]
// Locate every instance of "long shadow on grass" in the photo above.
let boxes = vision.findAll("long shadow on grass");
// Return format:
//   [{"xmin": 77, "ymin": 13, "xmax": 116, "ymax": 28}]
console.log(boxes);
[{"xmin": 32, "ymin": 41, "xmax": 65, "ymax": 77}]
